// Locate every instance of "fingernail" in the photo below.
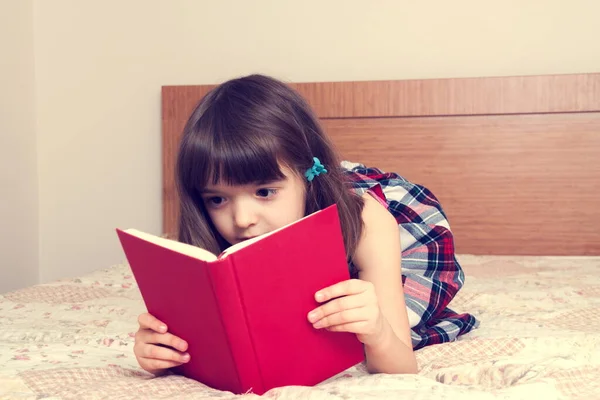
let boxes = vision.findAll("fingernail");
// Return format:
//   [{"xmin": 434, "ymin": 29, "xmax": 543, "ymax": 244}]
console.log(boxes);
[
  {"xmin": 181, "ymin": 353, "xmax": 190, "ymax": 361},
  {"xmin": 315, "ymin": 292, "xmax": 325, "ymax": 301},
  {"xmin": 307, "ymin": 311, "xmax": 317, "ymax": 322},
  {"xmin": 159, "ymin": 325, "xmax": 167, "ymax": 332},
  {"xmin": 313, "ymin": 321, "xmax": 323, "ymax": 329}
]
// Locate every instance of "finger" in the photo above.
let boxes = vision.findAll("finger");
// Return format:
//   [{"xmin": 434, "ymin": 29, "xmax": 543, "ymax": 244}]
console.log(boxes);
[
  {"xmin": 315, "ymin": 279, "xmax": 369, "ymax": 302},
  {"xmin": 326, "ymin": 321, "xmax": 370, "ymax": 334},
  {"xmin": 139, "ymin": 357, "xmax": 187, "ymax": 372},
  {"xmin": 134, "ymin": 329, "xmax": 188, "ymax": 354},
  {"xmin": 312, "ymin": 308, "xmax": 369, "ymax": 329},
  {"xmin": 149, "ymin": 332, "xmax": 188, "ymax": 352},
  {"xmin": 308, "ymin": 295, "xmax": 364, "ymax": 323},
  {"xmin": 138, "ymin": 313, "xmax": 167, "ymax": 333},
  {"xmin": 141, "ymin": 343, "xmax": 190, "ymax": 363}
]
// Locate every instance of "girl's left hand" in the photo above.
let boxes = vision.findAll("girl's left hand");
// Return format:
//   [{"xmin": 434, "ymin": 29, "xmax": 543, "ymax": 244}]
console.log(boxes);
[{"xmin": 307, "ymin": 279, "xmax": 386, "ymax": 346}]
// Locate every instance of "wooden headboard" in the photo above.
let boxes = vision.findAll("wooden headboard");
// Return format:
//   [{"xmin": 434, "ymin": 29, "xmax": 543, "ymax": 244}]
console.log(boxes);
[{"xmin": 162, "ymin": 73, "xmax": 600, "ymax": 256}]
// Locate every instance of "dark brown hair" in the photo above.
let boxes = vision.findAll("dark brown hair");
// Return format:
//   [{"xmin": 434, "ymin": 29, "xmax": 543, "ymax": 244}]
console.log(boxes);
[{"xmin": 176, "ymin": 74, "xmax": 365, "ymax": 261}]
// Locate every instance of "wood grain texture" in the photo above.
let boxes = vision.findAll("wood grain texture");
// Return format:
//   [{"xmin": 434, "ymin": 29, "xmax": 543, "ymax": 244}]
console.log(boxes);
[
  {"xmin": 323, "ymin": 113, "xmax": 600, "ymax": 255},
  {"xmin": 162, "ymin": 73, "xmax": 600, "ymax": 255},
  {"xmin": 163, "ymin": 73, "xmax": 600, "ymax": 121},
  {"xmin": 290, "ymin": 73, "xmax": 600, "ymax": 118}
]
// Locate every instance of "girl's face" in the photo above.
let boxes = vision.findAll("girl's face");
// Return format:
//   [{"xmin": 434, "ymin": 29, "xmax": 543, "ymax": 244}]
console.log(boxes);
[{"xmin": 200, "ymin": 165, "xmax": 306, "ymax": 246}]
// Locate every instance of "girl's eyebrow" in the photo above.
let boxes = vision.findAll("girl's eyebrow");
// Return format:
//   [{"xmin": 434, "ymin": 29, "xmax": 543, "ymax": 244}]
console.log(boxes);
[
  {"xmin": 201, "ymin": 177, "xmax": 287, "ymax": 194},
  {"xmin": 200, "ymin": 188, "xmax": 221, "ymax": 195},
  {"xmin": 257, "ymin": 178, "xmax": 286, "ymax": 185}
]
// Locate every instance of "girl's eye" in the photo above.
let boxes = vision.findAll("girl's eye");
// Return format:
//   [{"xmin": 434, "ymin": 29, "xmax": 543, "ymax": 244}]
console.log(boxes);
[
  {"xmin": 205, "ymin": 197, "xmax": 226, "ymax": 207},
  {"xmin": 256, "ymin": 188, "xmax": 277, "ymax": 198}
]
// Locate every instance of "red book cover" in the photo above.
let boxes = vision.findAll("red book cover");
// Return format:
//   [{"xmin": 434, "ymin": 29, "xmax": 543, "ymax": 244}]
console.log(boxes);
[{"xmin": 116, "ymin": 204, "xmax": 364, "ymax": 395}]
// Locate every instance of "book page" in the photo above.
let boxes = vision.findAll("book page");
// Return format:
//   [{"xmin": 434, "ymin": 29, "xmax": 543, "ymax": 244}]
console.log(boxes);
[
  {"xmin": 124, "ymin": 229, "xmax": 218, "ymax": 262},
  {"xmin": 220, "ymin": 232, "xmax": 268, "ymax": 255}
]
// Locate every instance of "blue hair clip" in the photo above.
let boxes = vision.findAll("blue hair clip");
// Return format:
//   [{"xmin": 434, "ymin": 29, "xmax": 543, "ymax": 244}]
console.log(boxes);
[{"xmin": 305, "ymin": 157, "xmax": 328, "ymax": 182}]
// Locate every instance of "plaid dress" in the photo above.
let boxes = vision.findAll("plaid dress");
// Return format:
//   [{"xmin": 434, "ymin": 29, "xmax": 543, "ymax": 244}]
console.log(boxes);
[{"xmin": 341, "ymin": 161, "xmax": 479, "ymax": 350}]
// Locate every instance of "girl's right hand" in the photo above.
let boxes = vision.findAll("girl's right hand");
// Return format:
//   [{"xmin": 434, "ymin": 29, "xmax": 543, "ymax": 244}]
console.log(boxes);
[{"xmin": 134, "ymin": 312, "xmax": 191, "ymax": 375}]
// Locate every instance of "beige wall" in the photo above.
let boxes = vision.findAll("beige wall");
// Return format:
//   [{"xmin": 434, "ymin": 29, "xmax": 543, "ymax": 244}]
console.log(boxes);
[
  {"xmin": 0, "ymin": 0, "xmax": 38, "ymax": 292},
  {"xmin": 4, "ymin": 0, "xmax": 600, "ymax": 287}
]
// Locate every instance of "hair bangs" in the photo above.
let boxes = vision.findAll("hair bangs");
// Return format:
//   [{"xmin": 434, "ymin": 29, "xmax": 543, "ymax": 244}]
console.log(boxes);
[
  {"xmin": 178, "ymin": 127, "xmax": 289, "ymax": 198},
  {"xmin": 208, "ymin": 132, "xmax": 288, "ymax": 187}
]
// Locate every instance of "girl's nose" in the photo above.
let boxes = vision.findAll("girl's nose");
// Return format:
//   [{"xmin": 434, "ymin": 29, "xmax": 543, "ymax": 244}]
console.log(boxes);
[{"xmin": 232, "ymin": 201, "xmax": 258, "ymax": 229}]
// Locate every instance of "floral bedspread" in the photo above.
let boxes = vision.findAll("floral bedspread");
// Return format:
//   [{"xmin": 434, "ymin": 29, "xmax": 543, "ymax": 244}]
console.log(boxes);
[{"xmin": 1, "ymin": 255, "xmax": 599, "ymax": 399}]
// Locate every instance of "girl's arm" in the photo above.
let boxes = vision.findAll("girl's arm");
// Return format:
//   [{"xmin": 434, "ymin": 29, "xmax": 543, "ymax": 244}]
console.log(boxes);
[
  {"xmin": 352, "ymin": 193, "xmax": 417, "ymax": 374},
  {"xmin": 307, "ymin": 193, "xmax": 417, "ymax": 374}
]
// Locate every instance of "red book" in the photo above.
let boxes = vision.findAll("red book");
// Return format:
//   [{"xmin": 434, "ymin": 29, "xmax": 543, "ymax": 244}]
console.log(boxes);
[{"xmin": 116, "ymin": 204, "xmax": 364, "ymax": 395}]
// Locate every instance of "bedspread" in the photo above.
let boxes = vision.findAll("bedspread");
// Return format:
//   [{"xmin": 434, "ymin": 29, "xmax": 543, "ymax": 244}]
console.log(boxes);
[{"xmin": 1, "ymin": 255, "xmax": 599, "ymax": 399}]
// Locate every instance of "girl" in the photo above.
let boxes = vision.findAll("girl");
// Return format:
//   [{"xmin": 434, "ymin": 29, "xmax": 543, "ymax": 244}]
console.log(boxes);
[{"xmin": 133, "ymin": 74, "xmax": 478, "ymax": 377}]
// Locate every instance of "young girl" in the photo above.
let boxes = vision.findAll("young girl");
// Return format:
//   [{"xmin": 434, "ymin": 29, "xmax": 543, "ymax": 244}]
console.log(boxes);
[{"xmin": 133, "ymin": 74, "xmax": 478, "ymax": 377}]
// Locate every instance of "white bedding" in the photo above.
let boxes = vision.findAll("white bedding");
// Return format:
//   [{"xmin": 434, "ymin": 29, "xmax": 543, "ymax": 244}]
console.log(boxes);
[{"xmin": 1, "ymin": 254, "xmax": 599, "ymax": 399}]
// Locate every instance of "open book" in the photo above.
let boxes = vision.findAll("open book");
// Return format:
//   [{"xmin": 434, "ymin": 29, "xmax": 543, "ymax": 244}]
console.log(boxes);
[{"xmin": 116, "ymin": 204, "xmax": 364, "ymax": 395}]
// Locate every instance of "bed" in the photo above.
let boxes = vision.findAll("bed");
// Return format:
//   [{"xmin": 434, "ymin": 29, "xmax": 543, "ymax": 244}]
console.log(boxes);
[{"xmin": 2, "ymin": 73, "xmax": 600, "ymax": 399}]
